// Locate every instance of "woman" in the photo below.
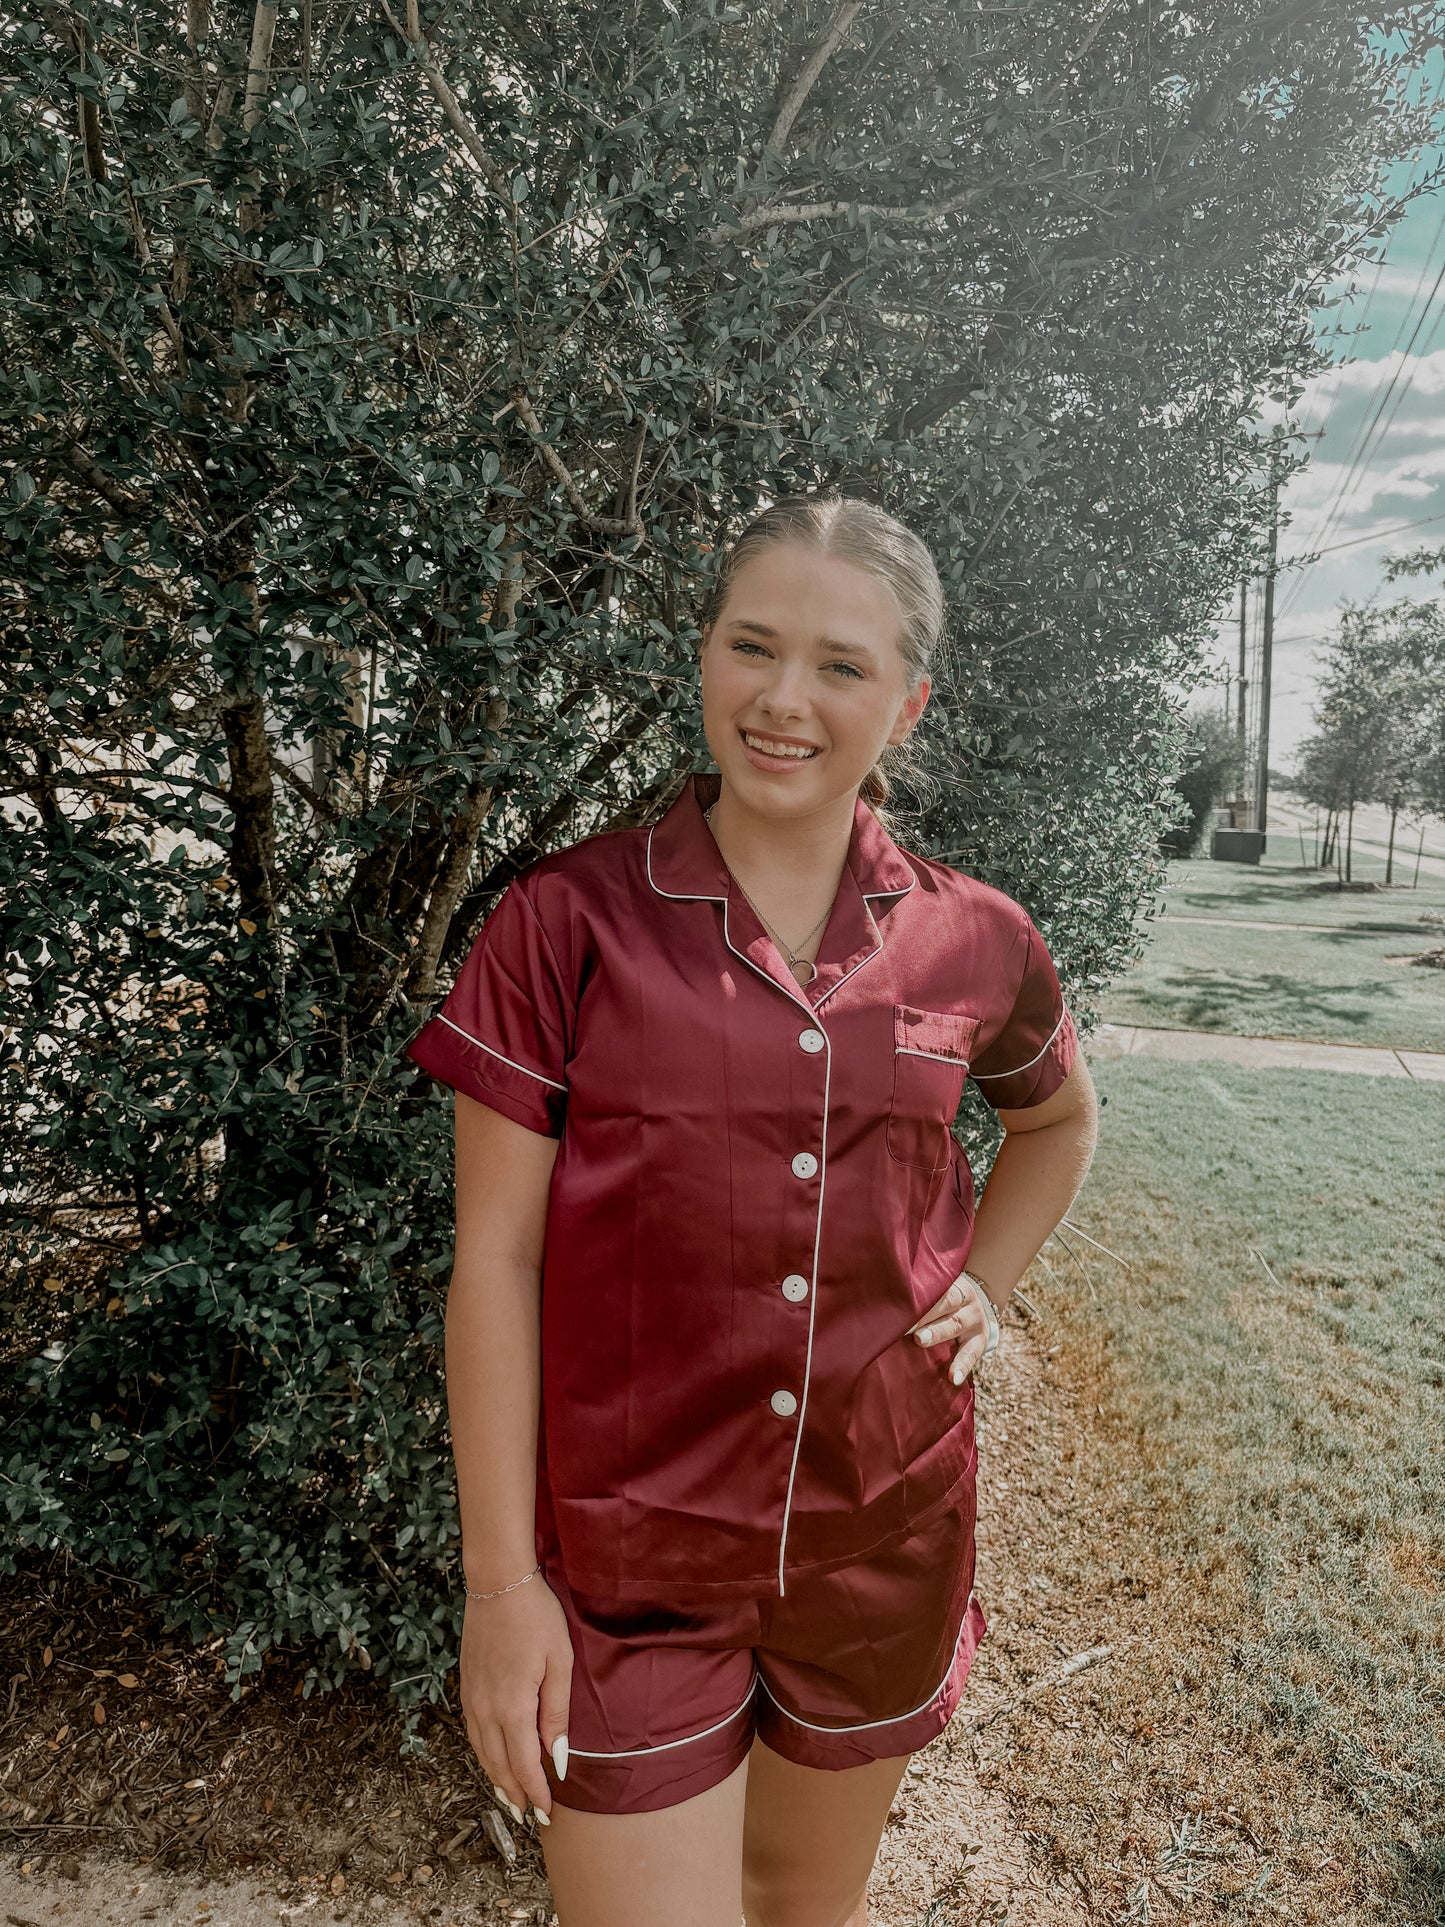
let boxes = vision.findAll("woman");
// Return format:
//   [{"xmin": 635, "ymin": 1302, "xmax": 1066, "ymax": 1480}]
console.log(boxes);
[{"xmin": 406, "ymin": 493, "xmax": 1098, "ymax": 1927}]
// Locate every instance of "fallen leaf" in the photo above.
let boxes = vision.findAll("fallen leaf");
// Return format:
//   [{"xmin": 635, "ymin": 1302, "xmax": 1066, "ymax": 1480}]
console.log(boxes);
[
  {"xmin": 481, "ymin": 1808, "xmax": 516, "ymax": 1866},
  {"xmin": 93, "ymin": 1701, "xmax": 106, "ymax": 1725}
]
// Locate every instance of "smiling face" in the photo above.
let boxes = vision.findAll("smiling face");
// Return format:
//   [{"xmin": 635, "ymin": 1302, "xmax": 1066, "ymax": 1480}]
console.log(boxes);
[{"xmin": 699, "ymin": 540, "xmax": 930, "ymax": 820}]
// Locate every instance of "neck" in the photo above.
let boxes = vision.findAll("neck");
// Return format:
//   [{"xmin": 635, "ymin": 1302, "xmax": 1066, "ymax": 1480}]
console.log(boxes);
[{"xmin": 705, "ymin": 779, "xmax": 859, "ymax": 882}]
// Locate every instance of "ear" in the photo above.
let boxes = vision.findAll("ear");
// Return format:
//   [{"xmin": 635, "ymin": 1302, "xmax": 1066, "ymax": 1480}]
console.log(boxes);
[{"xmin": 886, "ymin": 675, "xmax": 931, "ymax": 746}]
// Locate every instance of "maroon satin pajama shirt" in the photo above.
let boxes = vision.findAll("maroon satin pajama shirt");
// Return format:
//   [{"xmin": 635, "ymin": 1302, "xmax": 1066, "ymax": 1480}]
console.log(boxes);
[{"xmin": 407, "ymin": 771, "xmax": 1078, "ymax": 1813}]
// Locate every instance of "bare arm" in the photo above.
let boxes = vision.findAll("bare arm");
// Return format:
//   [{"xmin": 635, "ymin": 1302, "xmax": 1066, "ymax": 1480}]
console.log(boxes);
[
  {"xmin": 448, "ymin": 1089, "xmax": 557, "ymax": 1591},
  {"xmin": 965, "ymin": 1048, "xmax": 1099, "ymax": 1301},
  {"xmin": 905, "ymin": 1051, "xmax": 1099, "ymax": 1375},
  {"xmin": 449, "ymin": 1090, "xmax": 571, "ymax": 1825}
]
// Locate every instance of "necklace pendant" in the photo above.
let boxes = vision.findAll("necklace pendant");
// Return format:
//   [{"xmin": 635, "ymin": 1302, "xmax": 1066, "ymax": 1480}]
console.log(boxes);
[{"xmin": 789, "ymin": 957, "xmax": 817, "ymax": 986}]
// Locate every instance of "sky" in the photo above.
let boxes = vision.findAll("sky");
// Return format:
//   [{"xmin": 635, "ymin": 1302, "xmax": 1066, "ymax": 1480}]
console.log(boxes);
[{"xmin": 1202, "ymin": 52, "xmax": 1445, "ymax": 774}]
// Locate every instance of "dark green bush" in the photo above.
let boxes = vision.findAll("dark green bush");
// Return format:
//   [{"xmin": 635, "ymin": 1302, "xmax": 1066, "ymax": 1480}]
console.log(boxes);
[{"xmin": 1161, "ymin": 709, "xmax": 1244, "ymax": 857}]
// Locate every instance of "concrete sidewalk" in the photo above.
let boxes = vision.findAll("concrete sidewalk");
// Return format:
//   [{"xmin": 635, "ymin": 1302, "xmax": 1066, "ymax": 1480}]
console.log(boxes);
[{"xmin": 1088, "ymin": 1023, "xmax": 1445, "ymax": 1081}]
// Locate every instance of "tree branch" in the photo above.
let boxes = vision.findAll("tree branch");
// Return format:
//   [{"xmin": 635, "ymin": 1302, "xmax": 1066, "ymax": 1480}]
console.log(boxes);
[
  {"xmin": 378, "ymin": 0, "xmax": 511, "ymax": 200},
  {"xmin": 511, "ymin": 388, "xmax": 646, "ymax": 538},
  {"xmin": 242, "ymin": 1, "xmax": 278, "ymax": 133},
  {"xmin": 272, "ymin": 755, "xmax": 340, "ymax": 823},
  {"xmin": 405, "ymin": 709, "xmax": 507, "ymax": 1003},
  {"xmin": 57, "ymin": 441, "xmax": 151, "ymax": 518},
  {"xmin": 761, "ymin": 2, "xmax": 863, "ymax": 158},
  {"xmin": 706, "ymin": 172, "xmax": 1021, "ymax": 246}
]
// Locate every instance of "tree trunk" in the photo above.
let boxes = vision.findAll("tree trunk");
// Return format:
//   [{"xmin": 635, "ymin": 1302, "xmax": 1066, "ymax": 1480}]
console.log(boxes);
[
  {"xmin": 1385, "ymin": 799, "xmax": 1398, "ymax": 885},
  {"xmin": 406, "ymin": 699, "xmax": 509, "ymax": 1004},
  {"xmin": 1345, "ymin": 795, "xmax": 1355, "ymax": 884}
]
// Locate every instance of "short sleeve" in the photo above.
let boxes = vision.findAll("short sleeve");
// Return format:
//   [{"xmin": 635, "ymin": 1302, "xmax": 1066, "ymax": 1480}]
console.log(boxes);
[
  {"xmin": 404, "ymin": 879, "xmax": 573, "ymax": 1138},
  {"xmin": 968, "ymin": 912, "xmax": 1078, "ymax": 1110}
]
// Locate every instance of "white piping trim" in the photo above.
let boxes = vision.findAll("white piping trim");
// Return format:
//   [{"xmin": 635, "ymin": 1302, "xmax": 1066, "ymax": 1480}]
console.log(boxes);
[
  {"xmin": 433, "ymin": 1013, "xmax": 567, "ymax": 1092},
  {"xmin": 896, "ymin": 1045, "xmax": 971, "ymax": 1068},
  {"xmin": 758, "ymin": 1591, "xmax": 978, "ymax": 1736},
  {"xmin": 970, "ymin": 1005, "xmax": 1069, "ymax": 1080},
  {"xmin": 645, "ymin": 819, "xmax": 728, "ymax": 903},
  {"xmin": 565, "ymin": 1674, "xmax": 759, "ymax": 1758}
]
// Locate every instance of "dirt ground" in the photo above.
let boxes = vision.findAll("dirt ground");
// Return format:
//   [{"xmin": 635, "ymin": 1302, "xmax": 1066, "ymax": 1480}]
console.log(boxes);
[{"xmin": 0, "ymin": 1314, "xmax": 1115, "ymax": 1927}]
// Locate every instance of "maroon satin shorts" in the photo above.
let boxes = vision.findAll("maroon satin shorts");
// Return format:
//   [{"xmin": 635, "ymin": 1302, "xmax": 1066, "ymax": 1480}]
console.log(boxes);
[{"xmin": 537, "ymin": 1491, "xmax": 986, "ymax": 1815}]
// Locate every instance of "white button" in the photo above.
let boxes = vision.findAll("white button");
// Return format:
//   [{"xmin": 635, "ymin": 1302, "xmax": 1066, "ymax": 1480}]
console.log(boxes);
[
  {"xmin": 781, "ymin": 1274, "xmax": 809, "ymax": 1302},
  {"xmin": 790, "ymin": 1151, "xmax": 818, "ymax": 1180},
  {"xmin": 798, "ymin": 1028, "xmax": 825, "ymax": 1054},
  {"xmin": 770, "ymin": 1389, "xmax": 798, "ymax": 1417}
]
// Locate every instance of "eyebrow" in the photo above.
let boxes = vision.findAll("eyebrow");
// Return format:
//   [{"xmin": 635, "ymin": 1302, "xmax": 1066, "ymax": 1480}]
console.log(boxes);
[{"xmin": 724, "ymin": 619, "xmax": 876, "ymax": 659}]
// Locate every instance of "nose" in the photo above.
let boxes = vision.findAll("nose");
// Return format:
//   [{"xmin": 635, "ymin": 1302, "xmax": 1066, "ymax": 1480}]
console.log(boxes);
[{"xmin": 757, "ymin": 656, "xmax": 812, "ymax": 720}]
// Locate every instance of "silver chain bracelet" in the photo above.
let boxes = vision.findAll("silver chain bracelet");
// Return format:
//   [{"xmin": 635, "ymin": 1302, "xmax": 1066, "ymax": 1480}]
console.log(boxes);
[{"xmin": 464, "ymin": 1562, "xmax": 542, "ymax": 1602}]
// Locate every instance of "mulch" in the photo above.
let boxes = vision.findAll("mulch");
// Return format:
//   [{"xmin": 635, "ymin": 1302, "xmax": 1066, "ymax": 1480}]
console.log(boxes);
[{"xmin": 0, "ymin": 1566, "xmax": 555, "ymax": 1920}]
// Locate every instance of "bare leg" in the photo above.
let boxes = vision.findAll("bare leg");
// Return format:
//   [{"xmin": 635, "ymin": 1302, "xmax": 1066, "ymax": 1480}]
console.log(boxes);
[
  {"xmin": 539, "ymin": 1756, "xmax": 750, "ymax": 1927},
  {"xmin": 740, "ymin": 1733, "xmax": 912, "ymax": 1927}
]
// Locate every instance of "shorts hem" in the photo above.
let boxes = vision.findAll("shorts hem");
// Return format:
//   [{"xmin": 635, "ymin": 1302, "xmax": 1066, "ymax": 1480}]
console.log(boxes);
[
  {"xmin": 754, "ymin": 1591, "xmax": 987, "ymax": 1772},
  {"xmin": 541, "ymin": 1695, "xmax": 757, "ymax": 1815}
]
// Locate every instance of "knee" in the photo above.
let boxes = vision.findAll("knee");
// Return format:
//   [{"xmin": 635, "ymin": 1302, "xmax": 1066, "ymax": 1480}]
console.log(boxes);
[{"xmin": 742, "ymin": 1868, "xmax": 867, "ymax": 1927}]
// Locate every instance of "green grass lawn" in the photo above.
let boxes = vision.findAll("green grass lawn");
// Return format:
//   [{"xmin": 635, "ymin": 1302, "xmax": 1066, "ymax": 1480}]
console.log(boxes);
[
  {"xmin": 1157, "ymin": 847, "xmax": 1445, "ymax": 930},
  {"xmin": 1099, "ymin": 831, "xmax": 1445, "ymax": 1049},
  {"xmin": 1101, "ymin": 915, "xmax": 1445, "ymax": 1051},
  {"xmin": 1006, "ymin": 1057, "xmax": 1445, "ymax": 1924}
]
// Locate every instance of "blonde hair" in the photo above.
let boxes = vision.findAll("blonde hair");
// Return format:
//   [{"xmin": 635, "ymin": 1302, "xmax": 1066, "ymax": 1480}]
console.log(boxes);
[{"xmin": 698, "ymin": 492, "xmax": 945, "ymax": 815}]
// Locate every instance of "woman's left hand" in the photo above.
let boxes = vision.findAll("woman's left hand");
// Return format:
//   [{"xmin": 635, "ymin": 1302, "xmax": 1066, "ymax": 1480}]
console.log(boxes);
[{"xmin": 905, "ymin": 1275, "xmax": 992, "ymax": 1385}]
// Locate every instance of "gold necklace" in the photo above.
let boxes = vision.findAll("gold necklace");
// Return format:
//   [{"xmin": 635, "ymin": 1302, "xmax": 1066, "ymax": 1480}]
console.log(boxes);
[{"xmin": 705, "ymin": 803, "xmax": 830, "ymax": 985}]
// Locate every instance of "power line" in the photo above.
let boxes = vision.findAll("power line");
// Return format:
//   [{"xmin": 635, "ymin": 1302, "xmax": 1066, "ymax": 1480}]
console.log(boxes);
[
  {"xmin": 1276, "ymin": 206, "xmax": 1445, "ymax": 618},
  {"xmin": 1278, "ymin": 506, "xmax": 1445, "ymax": 566}
]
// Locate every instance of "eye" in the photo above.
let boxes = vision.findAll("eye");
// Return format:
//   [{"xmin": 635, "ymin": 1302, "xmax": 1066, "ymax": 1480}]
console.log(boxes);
[
  {"xmin": 825, "ymin": 660, "xmax": 865, "ymax": 679},
  {"xmin": 730, "ymin": 639, "xmax": 770, "ymax": 658}
]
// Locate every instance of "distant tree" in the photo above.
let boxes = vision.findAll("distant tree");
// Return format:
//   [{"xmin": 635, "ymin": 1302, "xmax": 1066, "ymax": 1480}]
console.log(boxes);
[
  {"xmin": 1298, "ymin": 598, "xmax": 1445, "ymax": 881},
  {"xmin": 1384, "ymin": 548, "xmax": 1445, "ymax": 824},
  {"xmin": 1161, "ymin": 707, "xmax": 1242, "ymax": 856}
]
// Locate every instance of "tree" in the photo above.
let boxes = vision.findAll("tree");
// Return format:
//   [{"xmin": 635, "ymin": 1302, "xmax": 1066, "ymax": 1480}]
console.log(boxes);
[
  {"xmin": 3, "ymin": 0, "xmax": 1442, "ymax": 1736},
  {"xmin": 1294, "ymin": 598, "xmax": 1445, "ymax": 881},
  {"xmin": 1161, "ymin": 706, "xmax": 1243, "ymax": 857},
  {"xmin": 1384, "ymin": 544, "xmax": 1445, "ymax": 825}
]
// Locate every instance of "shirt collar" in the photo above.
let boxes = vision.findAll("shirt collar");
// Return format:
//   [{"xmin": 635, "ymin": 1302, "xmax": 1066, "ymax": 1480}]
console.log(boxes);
[{"xmin": 645, "ymin": 771, "xmax": 917, "ymax": 1008}]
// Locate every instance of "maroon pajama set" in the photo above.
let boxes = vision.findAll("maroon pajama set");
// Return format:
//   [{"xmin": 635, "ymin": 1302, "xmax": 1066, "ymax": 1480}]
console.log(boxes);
[{"xmin": 407, "ymin": 771, "xmax": 1078, "ymax": 1814}]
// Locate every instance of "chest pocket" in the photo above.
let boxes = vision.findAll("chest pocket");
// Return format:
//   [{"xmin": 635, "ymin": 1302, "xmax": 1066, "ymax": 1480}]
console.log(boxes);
[{"xmin": 887, "ymin": 1005, "xmax": 981, "ymax": 1170}]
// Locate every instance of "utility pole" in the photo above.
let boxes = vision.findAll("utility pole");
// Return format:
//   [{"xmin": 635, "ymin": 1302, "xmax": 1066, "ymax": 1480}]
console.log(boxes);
[
  {"xmin": 1255, "ymin": 460, "xmax": 1279, "ymax": 845},
  {"xmin": 1236, "ymin": 578, "xmax": 1248, "ymax": 814}
]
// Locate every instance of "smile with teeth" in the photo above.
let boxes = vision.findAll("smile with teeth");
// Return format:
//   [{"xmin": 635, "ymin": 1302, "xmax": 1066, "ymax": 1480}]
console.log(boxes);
[{"xmin": 742, "ymin": 731, "xmax": 819, "ymax": 760}]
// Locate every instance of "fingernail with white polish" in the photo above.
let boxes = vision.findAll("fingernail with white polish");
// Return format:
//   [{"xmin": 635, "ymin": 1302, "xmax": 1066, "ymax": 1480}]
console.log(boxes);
[
  {"xmin": 533, "ymin": 1805, "xmax": 551, "ymax": 1826},
  {"xmin": 496, "ymin": 1793, "xmax": 525, "ymax": 1826},
  {"xmin": 552, "ymin": 1734, "xmax": 569, "ymax": 1781},
  {"xmin": 914, "ymin": 1327, "xmax": 932, "ymax": 1346}
]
